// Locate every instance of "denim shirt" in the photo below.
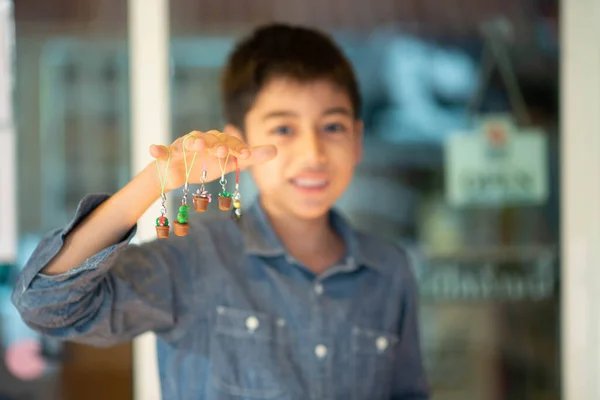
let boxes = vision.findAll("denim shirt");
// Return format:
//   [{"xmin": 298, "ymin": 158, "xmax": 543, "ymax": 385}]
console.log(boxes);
[{"xmin": 12, "ymin": 194, "xmax": 429, "ymax": 400}]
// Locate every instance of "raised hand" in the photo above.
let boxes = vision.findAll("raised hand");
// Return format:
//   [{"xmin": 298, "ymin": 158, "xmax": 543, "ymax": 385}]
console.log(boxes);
[{"xmin": 148, "ymin": 130, "xmax": 277, "ymax": 192}]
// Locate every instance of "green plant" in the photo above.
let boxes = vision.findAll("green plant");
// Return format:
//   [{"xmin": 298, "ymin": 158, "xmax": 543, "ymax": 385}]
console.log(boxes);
[
  {"xmin": 177, "ymin": 204, "xmax": 190, "ymax": 224},
  {"xmin": 156, "ymin": 216, "xmax": 169, "ymax": 226}
]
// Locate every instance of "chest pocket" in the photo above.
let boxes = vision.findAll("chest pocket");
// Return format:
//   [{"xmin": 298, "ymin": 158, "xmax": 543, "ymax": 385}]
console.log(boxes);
[
  {"xmin": 352, "ymin": 326, "xmax": 399, "ymax": 400},
  {"xmin": 209, "ymin": 306, "xmax": 289, "ymax": 399}
]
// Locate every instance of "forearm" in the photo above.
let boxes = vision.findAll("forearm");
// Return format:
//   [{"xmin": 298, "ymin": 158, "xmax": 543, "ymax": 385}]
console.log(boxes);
[
  {"xmin": 42, "ymin": 162, "xmax": 160, "ymax": 275},
  {"xmin": 13, "ymin": 232, "xmax": 190, "ymax": 347}
]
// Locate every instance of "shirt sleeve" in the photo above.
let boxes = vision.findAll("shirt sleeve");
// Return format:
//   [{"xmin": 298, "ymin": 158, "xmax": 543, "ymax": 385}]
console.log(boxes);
[
  {"xmin": 11, "ymin": 194, "xmax": 198, "ymax": 347},
  {"xmin": 391, "ymin": 252, "xmax": 431, "ymax": 400}
]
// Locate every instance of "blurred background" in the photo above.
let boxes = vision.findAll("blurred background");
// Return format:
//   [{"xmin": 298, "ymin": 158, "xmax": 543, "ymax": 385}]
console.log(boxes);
[{"xmin": 0, "ymin": 0, "xmax": 573, "ymax": 399}]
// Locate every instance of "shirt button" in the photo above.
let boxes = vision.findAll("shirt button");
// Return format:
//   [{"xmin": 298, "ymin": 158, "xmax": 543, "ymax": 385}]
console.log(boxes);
[
  {"xmin": 376, "ymin": 336, "xmax": 389, "ymax": 352},
  {"xmin": 245, "ymin": 316, "xmax": 259, "ymax": 332},
  {"xmin": 315, "ymin": 344, "xmax": 328, "ymax": 359},
  {"xmin": 314, "ymin": 283, "xmax": 324, "ymax": 295}
]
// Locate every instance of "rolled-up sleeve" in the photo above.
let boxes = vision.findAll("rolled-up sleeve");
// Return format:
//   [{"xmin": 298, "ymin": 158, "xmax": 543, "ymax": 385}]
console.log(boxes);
[{"xmin": 12, "ymin": 194, "xmax": 197, "ymax": 347}]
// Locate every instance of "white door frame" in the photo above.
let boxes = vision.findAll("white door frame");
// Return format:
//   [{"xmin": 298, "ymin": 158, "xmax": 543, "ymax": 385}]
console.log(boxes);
[
  {"xmin": 561, "ymin": 0, "xmax": 600, "ymax": 399},
  {"xmin": 128, "ymin": 0, "xmax": 170, "ymax": 399}
]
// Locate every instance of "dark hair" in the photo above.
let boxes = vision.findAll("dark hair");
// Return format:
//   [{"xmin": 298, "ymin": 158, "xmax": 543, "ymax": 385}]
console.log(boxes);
[{"xmin": 221, "ymin": 23, "xmax": 361, "ymax": 129}]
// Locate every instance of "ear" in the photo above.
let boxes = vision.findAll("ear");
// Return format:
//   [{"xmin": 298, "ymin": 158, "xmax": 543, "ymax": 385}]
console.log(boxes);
[
  {"xmin": 223, "ymin": 124, "xmax": 244, "ymax": 141},
  {"xmin": 353, "ymin": 120, "xmax": 364, "ymax": 164}
]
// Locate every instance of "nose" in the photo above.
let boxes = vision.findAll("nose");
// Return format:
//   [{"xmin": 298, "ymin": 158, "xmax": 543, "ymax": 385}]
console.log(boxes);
[{"xmin": 297, "ymin": 129, "xmax": 327, "ymax": 166}]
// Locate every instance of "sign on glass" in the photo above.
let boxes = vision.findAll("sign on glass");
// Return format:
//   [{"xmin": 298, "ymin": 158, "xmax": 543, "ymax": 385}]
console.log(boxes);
[{"xmin": 445, "ymin": 115, "xmax": 548, "ymax": 207}]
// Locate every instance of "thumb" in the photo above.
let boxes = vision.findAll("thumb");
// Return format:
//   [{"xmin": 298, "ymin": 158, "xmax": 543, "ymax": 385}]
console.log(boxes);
[{"xmin": 238, "ymin": 145, "xmax": 277, "ymax": 169}]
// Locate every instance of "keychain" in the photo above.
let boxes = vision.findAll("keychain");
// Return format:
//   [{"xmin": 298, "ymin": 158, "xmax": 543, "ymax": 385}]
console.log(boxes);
[
  {"xmin": 192, "ymin": 141, "xmax": 211, "ymax": 212},
  {"xmin": 231, "ymin": 157, "xmax": 242, "ymax": 220},
  {"xmin": 155, "ymin": 145, "xmax": 171, "ymax": 238},
  {"xmin": 217, "ymin": 151, "xmax": 233, "ymax": 210},
  {"xmin": 173, "ymin": 134, "xmax": 197, "ymax": 236}
]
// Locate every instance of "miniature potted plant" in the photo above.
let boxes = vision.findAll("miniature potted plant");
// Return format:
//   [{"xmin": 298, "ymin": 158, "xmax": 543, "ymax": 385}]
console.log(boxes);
[
  {"xmin": 155, "ymin": 215, "xmax": 169, "ymax": 238},
  {"xmin": 173, "ymin": 204, "xmax": 190, "ymax": 236},
  {"xmin": 192, "ymin": 189, "xmax": 211, "ymax": 212},
  {"xmin": 218, "ymin": 190, "xmax": 233, "ymax": 210}
]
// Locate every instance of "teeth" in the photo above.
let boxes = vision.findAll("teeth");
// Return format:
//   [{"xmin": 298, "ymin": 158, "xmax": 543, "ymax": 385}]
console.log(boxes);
[{"xmin": 293, "ymin": 178, "xmax": 327, "ymax": 188}]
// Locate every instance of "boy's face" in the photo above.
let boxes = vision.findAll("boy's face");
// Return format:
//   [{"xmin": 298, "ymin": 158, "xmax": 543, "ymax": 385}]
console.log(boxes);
[{"xmin": 232, "ymin": 77, "xmax": 362, "ymax": 220}]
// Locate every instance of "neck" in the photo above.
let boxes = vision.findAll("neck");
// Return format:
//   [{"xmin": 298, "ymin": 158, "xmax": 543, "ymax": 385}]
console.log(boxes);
[{"xmin": 260, "ymin": 198, "xmax": 345, "ymax": 274}]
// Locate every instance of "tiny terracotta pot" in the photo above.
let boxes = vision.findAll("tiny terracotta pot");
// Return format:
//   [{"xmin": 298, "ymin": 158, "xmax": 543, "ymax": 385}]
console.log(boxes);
[
  {"xmin": 218, "ymin": 196, "xmax": 232, "ymax": 210},
  {"xmin": 193, "ymin": 196, "xmax": 209, "ymax": 212},
  {"xmin": 173, "ymin": 221, "xmax": 189, "ymax": 237},
  {"xmin": 155, "ymin": 225, "xmax": 169, "ymax": 239}
]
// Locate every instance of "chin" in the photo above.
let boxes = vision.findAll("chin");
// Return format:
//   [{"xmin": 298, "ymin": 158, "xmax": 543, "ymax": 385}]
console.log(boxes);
[
  {"xmin": 282, "ymin": 197, "xmax": 336, "ymax": 220},
  {"xmin": 289, "ymin": 207, "xmax": 330, "ymax": 220}
]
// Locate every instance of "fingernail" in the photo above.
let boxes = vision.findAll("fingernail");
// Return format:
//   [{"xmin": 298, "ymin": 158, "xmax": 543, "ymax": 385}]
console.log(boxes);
[{"xmin": 240, "ymin": 149, "xmax": 250, "ymax": 158}]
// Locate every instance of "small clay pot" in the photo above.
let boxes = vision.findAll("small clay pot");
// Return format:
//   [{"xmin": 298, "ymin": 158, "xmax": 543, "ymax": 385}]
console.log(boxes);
[
  {"xmin": 193, "ymin": 196, "xmax": 209, "ymax": 212},
  {"xmin": 173, "ymin": 221, "xmax": 189, "ymax": 237},
  {"xmin": 155, "ymin": 225, "xmax": 169, "ymax": 239},
  {"xmin": 218, "ymin": 196, "xmax": 232, "ymax": 210}
]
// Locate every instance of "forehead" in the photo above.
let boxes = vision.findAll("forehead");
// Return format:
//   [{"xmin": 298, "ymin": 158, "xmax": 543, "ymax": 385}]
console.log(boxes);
[{"xmin": 248, "ymin": 78, "xmax": 354, "ymax": 118}]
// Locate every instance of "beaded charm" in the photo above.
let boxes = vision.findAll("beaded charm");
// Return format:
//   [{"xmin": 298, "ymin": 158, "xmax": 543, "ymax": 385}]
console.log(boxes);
[{"xmin": 231, "ymin": 157, "xmax": 242, "ymax": 220}]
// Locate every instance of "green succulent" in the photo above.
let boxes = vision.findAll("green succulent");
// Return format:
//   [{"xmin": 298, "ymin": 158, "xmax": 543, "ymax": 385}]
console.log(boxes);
[
  {"xmin": 156, "ymin": 216, "xmax": 169, "ymax": 226},
  {"xmin": 177, "ymin": 204, "xmax": 190, "ymax": 224},
  {"xmin": 218, "ymin": 191, "xmax": 234, "ymax": 198}
]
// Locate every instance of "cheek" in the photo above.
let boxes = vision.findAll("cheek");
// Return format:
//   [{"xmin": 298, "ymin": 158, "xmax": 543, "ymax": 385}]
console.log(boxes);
[{"xmin": 332, "ymin": 145, "xmax": 359, "ymax": 173}]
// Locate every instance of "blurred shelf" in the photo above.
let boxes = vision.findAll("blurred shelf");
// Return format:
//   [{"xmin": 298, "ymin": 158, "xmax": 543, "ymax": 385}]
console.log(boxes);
[{"xmin": 425, "ymin": 244, "xmax": 556, "ymax": 264}]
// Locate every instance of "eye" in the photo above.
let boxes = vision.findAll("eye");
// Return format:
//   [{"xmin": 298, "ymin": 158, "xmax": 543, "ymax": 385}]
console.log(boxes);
[
  {"xmin": 272, "ymin": 126, "xmax": 293, "ymax": 135},
  {"xmin": 323, "ymin": 123, "xmax": 346, "ymax": 133}
]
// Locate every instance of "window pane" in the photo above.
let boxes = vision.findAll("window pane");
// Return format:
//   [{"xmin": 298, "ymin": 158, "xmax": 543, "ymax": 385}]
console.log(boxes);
[{"xmin": 4, "ymin": 2, "xmax": 132, "ymax": 399}]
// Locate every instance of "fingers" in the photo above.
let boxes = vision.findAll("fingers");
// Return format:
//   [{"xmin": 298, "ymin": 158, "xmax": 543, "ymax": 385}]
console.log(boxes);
[
  {"xmin": 149, "ymin": 131, "xmax": 271, "ymax": 167},
  {"xmin": 221, "ymin": 135, "xmax": 251, "ymax": 159},
  {"xmin": 201, "ymin": 131, "xmax": 230, "ymax": 158},
  {"xmin": 199, "ymin": 131, "xmax": 249, "ymax": 159},
  {"xmin": 212, "ymin": 144, "xmax": 277, "ymax": 178},
  {"xmin": 149, "ymin": 144, "xmax": 171, "ymax": 161},
  {"xmin": 150, "ymin": 131, "xmax": 215, "ymax": 160},
  {"xmin": 238, "ymin": 145, "xmax": 277, "ymax": 169}
]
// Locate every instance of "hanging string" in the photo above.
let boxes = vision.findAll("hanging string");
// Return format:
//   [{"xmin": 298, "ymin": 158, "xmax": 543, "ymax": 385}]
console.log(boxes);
[
  {"xmin": 217, "ymin": 150, "xmax": 231, "ymax": 179},
  {"xmin": 199, "ymin": 142, "xmax": 207, "ymax": 174},
  {"xmin": 155, "ymin": 145, "xmax": 171, "ymax": 197},
  {"xmin": 182, "ymin": 133, "xmax": 198, "ymax": 185},
  {"xmin": 235, "ymin": 156, "xmax": 240, "ymax": 185}
]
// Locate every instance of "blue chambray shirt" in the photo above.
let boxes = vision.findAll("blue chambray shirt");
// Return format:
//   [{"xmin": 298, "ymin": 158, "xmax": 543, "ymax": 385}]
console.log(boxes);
[{"xmin": 12, "ymin": 194, "xmax": 429, "ymax": 400}]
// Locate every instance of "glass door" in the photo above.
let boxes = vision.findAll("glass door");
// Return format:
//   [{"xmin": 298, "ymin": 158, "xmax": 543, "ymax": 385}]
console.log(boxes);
[{"xmin": 166, "ymin": 1, "xmax": 561, "ymax": 399}]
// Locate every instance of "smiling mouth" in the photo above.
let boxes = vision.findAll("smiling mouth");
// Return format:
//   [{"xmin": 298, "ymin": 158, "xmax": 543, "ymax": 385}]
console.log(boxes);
[{"xmin": 290, "ymin": 178, "xmax": 329, "ymax": 190}]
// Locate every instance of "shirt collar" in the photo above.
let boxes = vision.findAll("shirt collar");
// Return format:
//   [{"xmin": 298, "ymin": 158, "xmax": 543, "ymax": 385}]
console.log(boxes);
[{"xmin": 238, "ymin": 197, "xmax": 383, "ymax": 272}]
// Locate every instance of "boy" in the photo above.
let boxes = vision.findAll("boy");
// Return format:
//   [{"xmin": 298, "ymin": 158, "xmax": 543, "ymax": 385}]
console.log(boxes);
[{"xmin": 12, "ymin": 24, "xmax": 429, "ymax": 399}]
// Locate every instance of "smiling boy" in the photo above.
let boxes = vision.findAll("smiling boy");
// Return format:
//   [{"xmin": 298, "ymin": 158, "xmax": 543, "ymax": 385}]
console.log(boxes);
[{"xmin": 13, "ymin": 24, "xmax": 429, "ymax": 399}]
